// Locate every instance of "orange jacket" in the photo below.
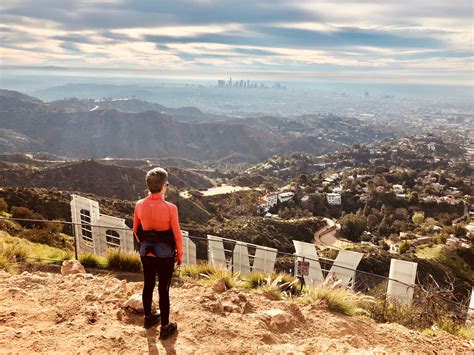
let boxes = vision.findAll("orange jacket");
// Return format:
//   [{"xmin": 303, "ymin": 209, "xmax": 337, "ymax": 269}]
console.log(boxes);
[{"xmin": 133, "ymin": 193, "xmax": 183, "ymax": 259}]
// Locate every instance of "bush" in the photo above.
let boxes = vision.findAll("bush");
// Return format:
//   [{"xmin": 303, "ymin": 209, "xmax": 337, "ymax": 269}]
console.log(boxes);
[
  {"xmin": 399, "ymin": 241, "xmax": 410, "ymax": 254},
  {"xmin": 2, "ymin": 241, "xmax": 28, "ymax": 262},
  {"xmin": 17, "ymin": 227, "xmax": 74, "ymax": 250},
  {"xmin": 181, "ymin": 263, "xmax": 218, "ymax": 278},
  {"xmin": 299, "ymin": 285, "xmax": 372, "ymax": 316},
  {"xmin": 0, "ymin": 198, "xmax": 7, "ymax": 213},
  {"xmin": 243, "ymin": 272, "xmax": 301, "ymax": 296},
  {"xmin": 79, "ymin": 253, "xmax": 103, "ymax": 269},
  {"xmin": 105, "ymin": 250, "xmax": 142, "ymax": 272},
  {"xmin": 0, "ymin": 254, "xmax": 17, "ymax": 273},
  {"xmin": 412, "ymin": 212, "xmax": 424, "ymax": 226},
  {"xmin": 11, "ymin": 207, "xmax": 46, "ymax": 229},
  {"xmin": 340, "ymin": 213, "xmax": 367, "ymax": 242},
  {"xmin": 243, "ymin": 271, "xmax": 267, "ymax": 289},
  {"xmin": 0, "ymin": 218, "xmax": 23, "ymax": 236}
]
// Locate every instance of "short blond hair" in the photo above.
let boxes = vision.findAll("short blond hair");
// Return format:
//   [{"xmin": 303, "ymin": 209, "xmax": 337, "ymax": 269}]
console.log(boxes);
[{"xmin": 146, "ymin": 167, "xmax": 168, "ymax": 193}]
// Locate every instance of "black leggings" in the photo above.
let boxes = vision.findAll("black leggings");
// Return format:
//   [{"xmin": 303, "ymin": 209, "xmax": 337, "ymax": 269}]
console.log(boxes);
[{"xmin": 141, "ymin": 256, "xmax": 174, "ymax": 325}]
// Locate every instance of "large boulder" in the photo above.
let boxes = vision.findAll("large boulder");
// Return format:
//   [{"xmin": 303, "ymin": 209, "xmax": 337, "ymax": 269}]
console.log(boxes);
[{"xmin": 61, "ymin": 260, "xmax": 86, "ymax": 276}]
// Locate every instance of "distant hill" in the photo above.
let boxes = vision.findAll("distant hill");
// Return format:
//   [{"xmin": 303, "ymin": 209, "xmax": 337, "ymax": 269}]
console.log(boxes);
[
  {"xmin": 0, "ymin": 129, "xmax": 44, "ymax": 153},
  {"xmin": 0, "ymin": 89, "xmax": 42, "ymax": 103},
  {"xmin": 48, "ymin": 97, "xmax": 207, "ymax": 121},
  {"xmin": 0, "ymin": 158, "xmax": 214, "ymax": 200},
  {"xmin": 0, "ymin": 90, "xmax": 396, "ymax": 164}
]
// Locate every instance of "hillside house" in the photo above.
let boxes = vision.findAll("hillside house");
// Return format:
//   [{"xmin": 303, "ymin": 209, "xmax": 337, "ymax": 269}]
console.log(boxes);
[
  {"xmin": 393, "ymin": 184, "xmax": 404, "ymax": 193},
  {"xmin": 327, "ymin": 193, "xmax": 341, "ymax": 205},
  {"xmin": 277, "ymin": 191, "xmax": 295, "ymax": 203}
]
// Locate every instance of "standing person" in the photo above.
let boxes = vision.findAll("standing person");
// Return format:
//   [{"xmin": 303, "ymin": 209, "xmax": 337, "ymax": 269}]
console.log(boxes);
[{"xmin": 133, "ymin": 167, "xmax": 183, "ymax": 339}]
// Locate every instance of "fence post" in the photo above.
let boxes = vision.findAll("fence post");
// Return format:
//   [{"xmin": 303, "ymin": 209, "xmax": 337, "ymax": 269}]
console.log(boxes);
[{"xmin": 71, "ymin": 221, "xmax": 78, "ymax": 260}]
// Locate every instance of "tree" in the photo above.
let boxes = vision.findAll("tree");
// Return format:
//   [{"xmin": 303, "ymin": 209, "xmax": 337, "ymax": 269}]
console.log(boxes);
[
  {"xmin": 367, "ymin": 214, "xmax": 379, "ymax": 231},
  {"xmin": 0, "ymin": 198, "xmax": 7, "ymax": 213},
  {"xmin": 399, "ymin": 241, "xmax": 410, "ymax": 254},
  {"xmin": 408, "ymin": 192, "xmax": 419, "ymax": 206},
  {"xmin": 11, "ymin": 206, "xmax": 46, "ymax": 229},
  {"xmin": 412, "ymin": 212, "xmax": 424, "ymax": 226},
  {"xmin": 377, "ymin": 216, "xmax": 391, "ymax": 237},
  {"xmin": 453, "ymin": 224, "xmax": 467, "ymax": 238},
  {"xmin": 339, "ymin": 213, "xmax": 367, "ymax": 242}
]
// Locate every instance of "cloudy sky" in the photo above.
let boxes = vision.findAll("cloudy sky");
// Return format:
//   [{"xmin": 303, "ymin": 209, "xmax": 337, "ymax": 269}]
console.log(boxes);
[{"xmin": 0, "ymin": 0, "xmax": 472, "ymax": 84}]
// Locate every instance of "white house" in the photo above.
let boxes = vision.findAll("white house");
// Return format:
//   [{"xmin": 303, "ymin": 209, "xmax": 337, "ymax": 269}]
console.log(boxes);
[
  {"xmin": 393, "ymin": 184, "xmax": 404, "ymax": 193},
  {"xmin": 277, "ymin": 191, "xmax": 295, "ymax": 203},
  {"xmin": 327, "ymin": 193, "xmax": 341, "ymax": 205}
]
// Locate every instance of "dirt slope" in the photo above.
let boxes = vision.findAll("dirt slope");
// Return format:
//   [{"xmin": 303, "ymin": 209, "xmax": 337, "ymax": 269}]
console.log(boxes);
[{"xmin": 0, "ymin": 270, "xmax": 471, "ymax": 354}]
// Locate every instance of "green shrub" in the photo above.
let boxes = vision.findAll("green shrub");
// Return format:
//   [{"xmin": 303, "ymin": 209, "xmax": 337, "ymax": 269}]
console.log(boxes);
[
  {"xmin": 105, "ymin": 250, "xmax": 142, "ymax": 273},
  {"xmin": 0, "ymin": 254, "xmax": 17, "ymax": 273},
  {"xmin": 17, "ymin": 228, "xmax": 74, "ymax": 250},
  {"xmin": 0, "ymin": 218, "xmax": 23, "ymax": 235},
  {"xmin": 11, "ymin": 207, "xmax": 46, "ymax": 229},
  {"xmin": 2, "ymin": 241, "xmax": 28, "ymax": 262},
  {"xmin": 399, "ymin": 241, "xmax": 410, "ymax": 254},
  {"xmin": 79, "ymin": 253, "xmax": 103, "ymax": 269},
  {"xmin": 0, "ymin": 198, "xmax": 7, "ymax": 213},
  {"xmin": 458, "ymin": 327, "xmax": 474, "ymax": 340}
]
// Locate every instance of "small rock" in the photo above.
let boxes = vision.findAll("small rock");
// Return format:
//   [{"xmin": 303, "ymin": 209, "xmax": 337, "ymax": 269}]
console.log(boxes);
[
  {"xmin": 285, "ymin": 303, "xmax": 305, "ymax": 322},
  {"xmin": 73, "ymin": 273, "xmax": 94, "ymax": 280},
  {"xmin": 258, "ymin": 309, "xmax": 295, "ymax": 333},
  {"xmin": 241, "ymin": 301, "xmax": 253, "ymax": 314},
  {"xmin": 208, "ymin": 300, "xmax": 224, "ymax": 314},
  {"xmin": 223, "ymin": 303, "xmax": 240, "ymax": 313},
  {"xmin": 237, "ymin": 293, "xmax": 247, "ymax": 303},
  {"xmin": 122, "ymin": 293, "xmax": 144, "ymax": 312},
  {"xmin": 85, "ymin": 293, "xmax": 100, "ymax": 302},
  {"xmin": 212, "ymin": 278, "xmax": 227, "ymax": 293},
  {"xmin": 122, "ymin": 293, "xmax": 156, "ymax": 314},
  {"xmin": 7, "ymin": 287, "xmax": 27, "ymax": 296},
  {"xmin": 61, "ymin": 260, "xmax": 85, "ymax": 276}
]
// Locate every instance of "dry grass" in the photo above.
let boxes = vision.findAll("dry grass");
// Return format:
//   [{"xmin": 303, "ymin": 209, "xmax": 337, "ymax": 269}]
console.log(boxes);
[
  {"xmin": 181, "ymin": 262, "xmax": 219, "ymax": 278},
  {"xmin": 105, "ymin": 249, "xmax": 142, "ymax": 273},
  {"xmin": 298, "ymin": 281, "xmax": 374, "ymax": 316},
  {"xmin": 78, "ymin": 253, "xmax": 105, "ymax": 269},
  {"xmin": 0, "ymin": 232, "xmax": 72, "ymax": 266}
]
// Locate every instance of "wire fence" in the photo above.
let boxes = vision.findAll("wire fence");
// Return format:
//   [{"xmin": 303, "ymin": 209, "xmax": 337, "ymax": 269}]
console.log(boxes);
[{"xmin": 1, "ymin": 215, "xmax": 472, "ymax": 317}]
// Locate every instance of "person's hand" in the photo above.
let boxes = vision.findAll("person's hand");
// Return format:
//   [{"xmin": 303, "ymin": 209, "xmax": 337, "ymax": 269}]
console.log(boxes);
[{"xmin": 176, "ymin": 257, "xmax": 182, "ymax": 267}]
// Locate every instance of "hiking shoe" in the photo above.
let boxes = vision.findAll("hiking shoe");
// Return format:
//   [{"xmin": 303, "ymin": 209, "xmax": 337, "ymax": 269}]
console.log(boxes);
[
  {"xmin": 144, "ymin": 313, "xmax": 160, "ymax": 329},
  {"xmin": 159, "ymin": 322, "xmax": 177, "ymax": 340}
]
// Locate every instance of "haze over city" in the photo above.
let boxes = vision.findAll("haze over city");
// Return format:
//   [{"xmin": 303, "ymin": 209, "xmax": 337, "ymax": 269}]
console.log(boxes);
[{"xmin": 1, "ymin": 0, "xmax": 472, "ymax": 87}]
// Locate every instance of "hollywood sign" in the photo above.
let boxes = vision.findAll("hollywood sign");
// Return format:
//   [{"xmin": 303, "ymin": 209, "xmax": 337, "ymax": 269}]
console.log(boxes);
[{"xmin": 71, "ymin": 194, "xmax": 427, "ymax": 304}]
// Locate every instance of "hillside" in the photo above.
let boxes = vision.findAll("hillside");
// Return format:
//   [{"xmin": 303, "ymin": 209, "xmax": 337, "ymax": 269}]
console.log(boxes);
[
  {"xmin": 0, "ymin": 90, "xmax": 398, "ymax": 163},
  {"xmin": 0, "ymin": 269, "xmax": 470, "ymax": 353},
  {"xmin": 0, "ymin": 108, "xmax": 273, "ymax": 162},
  {"xmin": 1, "ymin": 159, "xmax": 214, "ymax": 200}
]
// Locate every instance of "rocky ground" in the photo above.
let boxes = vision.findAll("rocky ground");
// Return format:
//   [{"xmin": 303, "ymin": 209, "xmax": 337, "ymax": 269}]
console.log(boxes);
[{"xmin": 0, "ymin": 267, "xmax": 472, "ymax": 354}]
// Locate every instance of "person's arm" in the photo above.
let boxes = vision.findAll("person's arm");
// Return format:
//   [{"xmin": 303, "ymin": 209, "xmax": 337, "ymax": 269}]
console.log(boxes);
[
  {"xmin": 170, "ymin": 204, "xmax": 183, "ymax": 263},
  {"xmin": 133, "ymin": 202, "xmax": 141, "ymax": 243}
]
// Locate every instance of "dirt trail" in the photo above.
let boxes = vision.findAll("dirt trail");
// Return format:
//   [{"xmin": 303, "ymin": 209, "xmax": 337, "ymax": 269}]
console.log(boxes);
[{"xmin": 0, "ymin": 270, "xmax": 471, "ymax": 354}]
